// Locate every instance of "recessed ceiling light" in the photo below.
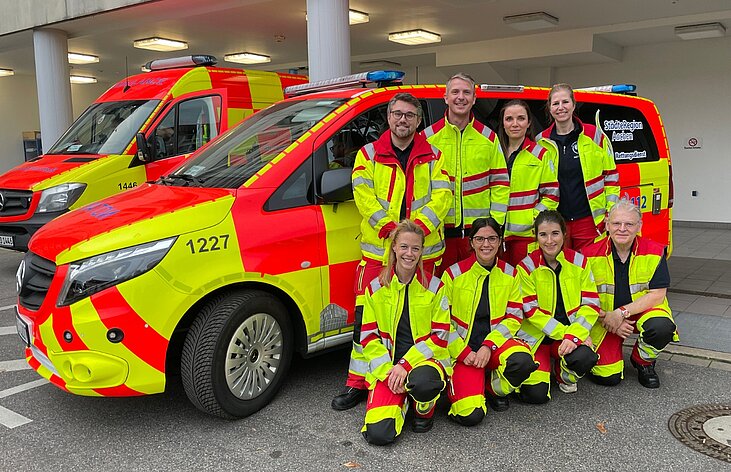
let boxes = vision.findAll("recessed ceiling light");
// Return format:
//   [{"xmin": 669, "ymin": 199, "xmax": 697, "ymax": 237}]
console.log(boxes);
[
  {"xmin": 349, "ymin": 9, "xmax": 369, "ymax": 25},
  {"xmin": 388, "ymin": 29, "xmax": 441, "ymax": 45},
  {"xmin": 0, "ymin": 68, "xmax": 14, "ymax": 77},
  {"xmin": 68, "ymin": 52, "xmax": 99, "ymax": 64},
  {"xmin": 224, "ymin": 52, "xmax": 271, "ymax": 64},
  {"xmin": 70, "ymin": 75, "xmax": 97, "ymax": 84},
  {"xmin": 674, "ymin": 22, "xmax": 726, "ymax": 40},
  {"xmin": 503, "ymin": 12, "xmax": 559, "ymax": 31},
  {"xmin": 133, "ymin": 37, "xmax": 188, "ymax": 52}
]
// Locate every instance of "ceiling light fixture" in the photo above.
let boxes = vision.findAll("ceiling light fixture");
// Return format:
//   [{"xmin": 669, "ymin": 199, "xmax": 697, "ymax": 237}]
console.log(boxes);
[
  {"xmin": 133, "ymin": 37, "xmax": 188, "ymax": 52},
  {"xmin": 674, "ymin": 22, "xmax": 726, "ymax": 40},
  {"xmin": 224, "ymin": 52, "xmax": 271, "ymax": 64},
  {"xmin": 68, "ymin": 52, "xmax": 99, "ymax": 64},
  {"xmin": 0, "ymin": 68, "xmax": 14, "ymax": 77},
  {"xmin": 349, "ymin": 9, "xmax": 369, "ymax": 25},
  {"xmin": 70, "ymin": 75, "xmax": 98, "ymax": 84},
  {"xmin": 388, "ymin": 29, "xmax": 441, "ymax": 45},
  {"xmin": 503, "ymin": 12, "xmax": 559, "ymax": 31}
]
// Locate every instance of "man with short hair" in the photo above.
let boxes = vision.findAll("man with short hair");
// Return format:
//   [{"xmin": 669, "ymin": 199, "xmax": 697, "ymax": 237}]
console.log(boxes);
[
  {"xmin": 582, "ymin": 199, "xmax": 678, "ymax": 388},
  {"xmin": 423, "ymin": 73, "xmax": 509, "ymax": 271},
  {"xmin": 331, "ymin": 92, "xmax": 451, "ymax": 410}
]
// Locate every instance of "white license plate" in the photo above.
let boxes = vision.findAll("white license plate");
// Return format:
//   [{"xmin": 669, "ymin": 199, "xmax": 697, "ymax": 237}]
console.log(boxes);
[
  {"xmin": 0, "ymin": 235, "xmax": 13, "ymax": 247},
  {"xmin": 16, "ymin": 312, "xmax": 29, "ymax": 347}
]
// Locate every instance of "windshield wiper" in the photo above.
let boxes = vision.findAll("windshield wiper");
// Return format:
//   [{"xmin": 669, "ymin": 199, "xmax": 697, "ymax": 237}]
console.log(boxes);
[{"xmin": 169, "ymin": 173, "xmax": 205, "ymax": 187}]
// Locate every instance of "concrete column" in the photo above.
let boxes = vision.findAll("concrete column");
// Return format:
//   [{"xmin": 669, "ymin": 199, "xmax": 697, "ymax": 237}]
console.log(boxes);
[
  {"xmin": 33, "ymin": 28, "xmax": 73, "ymax": 150},
  {"xmin": 306, "ymin": 0, "xmax": 350, "ymax": 82}
]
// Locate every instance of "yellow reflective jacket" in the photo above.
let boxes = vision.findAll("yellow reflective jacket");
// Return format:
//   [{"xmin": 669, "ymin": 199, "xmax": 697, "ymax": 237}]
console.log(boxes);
[
  {"xmin": 536, "ymin": 119, "xmax": 619, "ymax": 230},
  {"xmin": 505, "ymin": 138, "xmax": 559, "ymax": 240},
  {"xmin": 516, "ymin": 248, "xmax": 600, "ymax": 350},
  {"xmin": 359, "ymin": 271, "xmax": 452, "ymax": 385},
  {"xmin": 441, "ymin": 255, "xmax": 523, "ymax": 361},
  {"xmin": 423, "ymin": 115, "xmax": 509, "ymax": 227},
  {"xmin": 352, "ymin": 131, "xmax": 451, "ymax": 262}
]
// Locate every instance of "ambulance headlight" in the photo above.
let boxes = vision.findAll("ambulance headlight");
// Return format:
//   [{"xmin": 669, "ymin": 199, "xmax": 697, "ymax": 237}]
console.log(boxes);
[
  {"xmin": 36, "ymin": 183, "xmax": 87, "ymax": 213},
  {"xmin": 57, "ymin": 237, "xmax": 176, "ymax": 306}
]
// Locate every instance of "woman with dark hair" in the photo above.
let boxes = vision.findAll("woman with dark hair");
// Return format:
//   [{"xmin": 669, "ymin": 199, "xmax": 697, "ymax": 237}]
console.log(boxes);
[
  {"xmin": 536, "ymin": 84, "xmax": 619, "ymax": 250},
  {"xmin": 498, "ymin": 100, "xmax": 559, "ymax": 266},
  {"xmin": 359, "ymin": 219, "xmax": 452, "ymax": 445},
  {"xmin": 441, "ymin": 217, "xmax": 536, "ymax": 425},
  {"xmin": 516, "ymin": 210, "xmax": 600, "ymax": 403}
]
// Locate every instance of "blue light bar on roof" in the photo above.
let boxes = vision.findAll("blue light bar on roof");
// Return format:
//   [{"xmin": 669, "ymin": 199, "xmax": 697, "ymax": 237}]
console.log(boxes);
[
  {"xmin": 284, "ymin": 70, "xmax": 405, "ymax": 96},
  {"xmin": 576, "ymin": 84, "xmax": 637, "ymax": 93}
]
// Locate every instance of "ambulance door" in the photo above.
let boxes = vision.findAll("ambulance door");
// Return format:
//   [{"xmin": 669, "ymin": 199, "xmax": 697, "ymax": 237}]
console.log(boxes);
[
  {"xmin": 143, "ymin": 92, "xmax": 224, "ymax": 181},
  {"xmin": 312, "ymin": 102, "xmax": 390, "ymax": 334}
]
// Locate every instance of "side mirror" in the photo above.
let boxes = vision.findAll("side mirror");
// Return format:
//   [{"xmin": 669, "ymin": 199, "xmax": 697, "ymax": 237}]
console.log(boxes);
[
  {"xmin": 320, "ymin": 168, "xmax": 353, "ymax": 203},
  {"xmin": 136, "ymin": 132, "xmax": 151, "ymax": 162}
]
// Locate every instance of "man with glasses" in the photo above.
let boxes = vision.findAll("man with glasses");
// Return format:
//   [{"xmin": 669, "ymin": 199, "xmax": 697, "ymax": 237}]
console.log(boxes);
[
  {"xmin": 423, "ymin": 73, "xmax": 509, "ymax": 272},
  {"xmin": 331, "ymin": 92, "xmax": 451, "ymax": 411},
  {"xmin": 582, "ymin": 198, "xmax": 677, "ymax": 388}
]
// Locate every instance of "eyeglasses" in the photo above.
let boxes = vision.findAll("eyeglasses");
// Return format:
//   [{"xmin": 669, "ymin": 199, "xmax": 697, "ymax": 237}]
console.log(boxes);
[
  {"xmin": 609, "ymin": 221, "xmax": 638, "ymax": 230},
  {"xmin": 472, "ymin": 235, "xmax": 500, "ymax": 244},
  {"xmin": 390, "ymin": 110, "xmax": 419, "ymax": 121}
]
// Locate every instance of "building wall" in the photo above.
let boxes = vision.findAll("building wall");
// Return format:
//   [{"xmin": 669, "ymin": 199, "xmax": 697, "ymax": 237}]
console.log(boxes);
[{"xmin": 555, "ymin": 36, "xmax": 731, "ymax": 223}]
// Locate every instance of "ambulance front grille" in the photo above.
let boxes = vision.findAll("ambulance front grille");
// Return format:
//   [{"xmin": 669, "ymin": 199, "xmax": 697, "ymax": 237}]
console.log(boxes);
[
  {"xmin": 18, "ymin": 252, "xmax": 56, "ymax": 311},
  {"xmin": 0, "ymin": 189, "xmax": 33, "ymax": 216}
]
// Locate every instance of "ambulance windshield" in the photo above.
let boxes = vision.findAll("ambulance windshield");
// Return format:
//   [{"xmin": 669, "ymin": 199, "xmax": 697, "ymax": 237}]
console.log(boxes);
[
  {"xmin": 168, "ymin": 98, "xmax": 346, "ymax": 189},
  {"xmin": 47, "ymin": 100, "xmax": 160, "ymax": 155}
]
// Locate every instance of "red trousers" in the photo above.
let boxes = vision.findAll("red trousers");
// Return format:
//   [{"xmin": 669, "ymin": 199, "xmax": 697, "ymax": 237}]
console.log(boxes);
[
  {"xmin": 503, "ymin": 237, "xmax": 532, "ymax": 268},
  {"xmin": 564, "ymin": 215, "xmax": 600, "ymax": 251}
]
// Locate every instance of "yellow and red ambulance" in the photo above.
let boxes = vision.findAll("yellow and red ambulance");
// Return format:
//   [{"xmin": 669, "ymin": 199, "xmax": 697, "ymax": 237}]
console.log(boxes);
[
  {"xmin": 15, "ymin": 72, "xmax": 673, "ymax": 419},
  {"xmin": 0, "ymin": 55, "xmax": 307, "ymax": 251}
]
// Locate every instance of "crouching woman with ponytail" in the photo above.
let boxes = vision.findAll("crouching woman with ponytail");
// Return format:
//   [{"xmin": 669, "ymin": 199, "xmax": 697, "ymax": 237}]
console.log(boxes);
[{"xmin": 360, "ymin": 220, "xmax": 452, "ymax": 445}]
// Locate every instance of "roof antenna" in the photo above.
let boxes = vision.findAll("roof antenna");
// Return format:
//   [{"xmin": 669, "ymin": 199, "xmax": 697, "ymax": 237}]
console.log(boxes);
[{"xmin": 123, "ymin": 56, "xmax": 130, "ymax": 92}]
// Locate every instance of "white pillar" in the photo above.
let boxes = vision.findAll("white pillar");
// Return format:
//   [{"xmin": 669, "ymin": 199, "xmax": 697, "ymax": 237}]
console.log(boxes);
[
  {"xmin": 306, "ymin": 0, "xmax": 350, "ymax": 82},
  {"xmin": 33, "ymin": 28, "xmax": 73, "ymax": 150}
]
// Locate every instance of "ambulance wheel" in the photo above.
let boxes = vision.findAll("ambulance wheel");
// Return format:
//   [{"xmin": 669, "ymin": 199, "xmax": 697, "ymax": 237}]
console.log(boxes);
[{"xmin": 181, "ymin": 289, "xmax": 293, "ymax": 419}]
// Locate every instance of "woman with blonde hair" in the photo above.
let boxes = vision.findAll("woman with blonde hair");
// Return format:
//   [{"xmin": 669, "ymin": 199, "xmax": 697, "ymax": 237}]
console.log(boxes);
[{"xmin": 359, "ymin": 219, "xmax": 452, "ymax": 445}]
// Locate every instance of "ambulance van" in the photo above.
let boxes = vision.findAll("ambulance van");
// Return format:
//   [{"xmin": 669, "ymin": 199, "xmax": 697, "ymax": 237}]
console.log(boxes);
[
  {"xmin": 16, "ymin": 71, "xmax": 673, "ymax": 419},
  {"xmin": 0, "ymin": 55, "xmax": 307, "ymax": 251}
]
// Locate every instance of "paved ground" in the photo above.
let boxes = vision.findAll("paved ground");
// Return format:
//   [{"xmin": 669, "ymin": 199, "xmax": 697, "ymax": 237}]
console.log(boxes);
[{"xmin": 0, "ymin": 223, "xmax": 730, "ymax": 470}]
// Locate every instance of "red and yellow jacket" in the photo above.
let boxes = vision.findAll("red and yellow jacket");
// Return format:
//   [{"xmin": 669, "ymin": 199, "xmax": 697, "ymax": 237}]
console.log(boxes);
[
  {"xmin": 536, "ymin": 119, "xmax": 619, "ymax": 231},
  {"xmin": 516, "ymin": 248, "xmax": 600, "ymax": 350},
  {"xmin": 423, "ymin": 114, "xmax": 509, "ymax": 227},
  {"xmin": 441, "ymin": 255, "xmax": 524, "ymax": 362},
  {"xmin": 359, "ymin": 270, "xmax": 452, "ymax": 386},
  {"xmin": 352, "ymin": 131, "xmax": 451, "ymax": 262},
  {"xmin": 505, "ymin": 138, "xmax": 559, "ymax": 240}
]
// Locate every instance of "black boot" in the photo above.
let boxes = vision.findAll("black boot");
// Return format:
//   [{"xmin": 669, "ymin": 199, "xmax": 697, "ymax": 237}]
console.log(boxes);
[
  {"xmin": 412, "ymin": 416, "xmax": 434, "ymax": 433},
  {"xmin": 486, "ymin": 394, "xmax": 510, "ymax": 412},
  {"xmin": 631, "ymin": 357, "xmax": 660, "ymax": 389},
  {"xmin": 331, "ymin": 387, "xmax": 367, "ymax": 410}
]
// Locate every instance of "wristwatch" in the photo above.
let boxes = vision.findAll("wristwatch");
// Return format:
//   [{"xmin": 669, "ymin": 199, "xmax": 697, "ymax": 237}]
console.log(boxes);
[{"xmin": 619, "ymin": 306, "xmax": 631, "ymax": 319}]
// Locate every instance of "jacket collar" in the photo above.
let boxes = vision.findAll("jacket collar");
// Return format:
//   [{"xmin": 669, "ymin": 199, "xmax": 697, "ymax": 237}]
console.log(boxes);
[{"xmin": 372, "ymin": 130, "xmax": 436, "ymax": 165}]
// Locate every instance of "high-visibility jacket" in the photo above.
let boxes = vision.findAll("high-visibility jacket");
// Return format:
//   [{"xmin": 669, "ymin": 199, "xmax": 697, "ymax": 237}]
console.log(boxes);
[
  {"xmin": 359, "ymin": 271, "xmax": 452, "ymax": 386},
  {"xmin": 536, "ymin": 119, "xmax": 619, "ymax": 230},
  {"xmin": 423, "ymin": 114, "xmax": 509, "ymax": 227},
  {"xmin": 504, "ymin": 138, "xmax": 560, "ymax": 240},
  {"xmin": 441, "ymin": 255, "xmax": 524, "ymax": 361},
  {"xmin": 352, "ymin": 131, "xmax": 451, "ymax": 262},
  {"xmin": 582, "ymin": 235, "xmax": 675, "ymax": 348},
  {"xmin": 516, "ymin": 248, "xmax": 600, "ymax": 350}
]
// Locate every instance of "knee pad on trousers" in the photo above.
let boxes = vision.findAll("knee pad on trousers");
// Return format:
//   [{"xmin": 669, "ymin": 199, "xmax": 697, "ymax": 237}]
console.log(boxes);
[
  {"xmin": 451, "ymin": 408, "xmax": 485, "ymax": 427},
  {"xmin": 589, "ymin": 372, "xmax": 622, "ymax": 387},
  {"xmin": 352, "ymin": 306, "xmax": 363, "ymax": 343},
  {"xmin": 362, "ymin": 418, "xmax": 397, "ymax": 446},
  {"xmin": 641, "ymin": 317, "xmax": 676, "ymax": 350},
  {"xmin": 565, "ymin": 345, "xmax": 599, "ymax": 377},
  {"xmin": 519, "ymin": 383, "xmax": 550, "ymax": 404},
  {"xmin": 504, "ymin": 352, "xmax": 538, "ymax": 387},
  {"xmin": 406, "ymin": 365, "xmax": 445, "ymax": 403}
]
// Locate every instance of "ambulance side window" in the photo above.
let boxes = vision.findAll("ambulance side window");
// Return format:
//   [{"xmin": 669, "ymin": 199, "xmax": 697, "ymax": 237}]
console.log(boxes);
[
  {"xmin": 153, "ymin": 95, "xmax": 222, "ymax": 159},
  {"xmin": 264, "ymin": 157, "xmax": 314, "ymax": 211}
]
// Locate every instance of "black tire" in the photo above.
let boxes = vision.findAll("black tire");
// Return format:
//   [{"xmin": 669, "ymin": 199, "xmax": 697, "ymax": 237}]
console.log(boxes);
[{"xmin": 181, "ymin": 289, "xmax": 293, "ymax": 419}]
